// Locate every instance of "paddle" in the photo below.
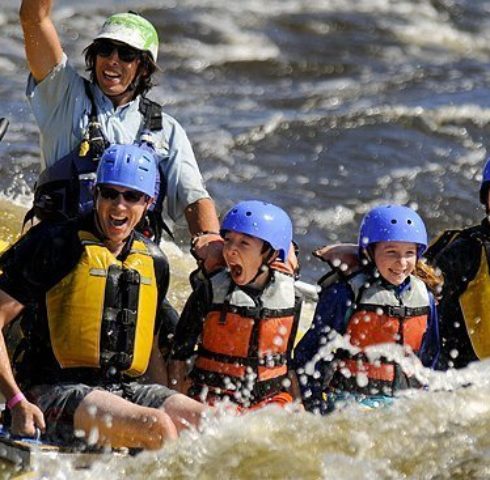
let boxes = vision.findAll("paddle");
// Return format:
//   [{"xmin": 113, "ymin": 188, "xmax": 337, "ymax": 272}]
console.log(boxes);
[{"xmin": 0, "ymin": 118, "xmax": 9, "ymax": 143}]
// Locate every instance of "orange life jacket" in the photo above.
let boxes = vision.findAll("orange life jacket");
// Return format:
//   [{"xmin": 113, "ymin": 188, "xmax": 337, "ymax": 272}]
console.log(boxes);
[
  {"xmin": 329, "ymin": 272, "xmax": 430, "ymax": 395},
  {"xmin": 191, "ymin": 269, "xmax": 300, "ymax": 406}
]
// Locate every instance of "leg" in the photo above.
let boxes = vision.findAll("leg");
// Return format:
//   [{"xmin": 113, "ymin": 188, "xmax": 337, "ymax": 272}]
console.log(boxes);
[{"xmin": 73, "ymin": 389, "xmax": 178, "ymax": 450}]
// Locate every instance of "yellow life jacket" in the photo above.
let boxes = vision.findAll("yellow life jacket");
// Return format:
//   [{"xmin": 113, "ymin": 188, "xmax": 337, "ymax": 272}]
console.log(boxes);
[
  {"xmin": 428, "ymin": 225, "xmax": 490, "ymax": 360},
  {"xmin": 459, "ymin": 242, "xmax": 490, "ymax": 359},
  {"xmin": 46, "ymin": 231, "xmax": 158, "ymax": 376}
]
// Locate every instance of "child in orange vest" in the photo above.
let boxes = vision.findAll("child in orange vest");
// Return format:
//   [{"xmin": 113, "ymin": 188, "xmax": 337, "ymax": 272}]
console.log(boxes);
[{"xmin": 170, "ymin": 200, "xmax": 302, "ymax": 410}]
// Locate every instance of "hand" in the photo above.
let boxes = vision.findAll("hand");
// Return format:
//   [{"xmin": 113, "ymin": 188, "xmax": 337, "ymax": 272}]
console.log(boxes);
[
  {"xmin": 270, "ymin": 243, "xmax": 299, "ymax": 277},
  {"xmin": 313, "ymin": 243, "xmax": 360, "ymax": 276},
  {"xmin": 191, "ymin": 233, "xmax": 225, "ymax": 274},
  {"xmin": 10, "ymin": 399, "xmax": 46, "ymax": 438}
]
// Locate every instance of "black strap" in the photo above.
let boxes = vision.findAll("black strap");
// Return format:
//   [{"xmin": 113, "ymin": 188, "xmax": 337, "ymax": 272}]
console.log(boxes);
[
  {"xmin": 83, "ymin": 79, "xmax": 98, "ymax": 120},
  {"xmin": 83, "ymin": 79, "xmax": 109, "ymax": 159},
  {"xmin": 190, "ymin": 370, "xmax": 287, "ymax": 403},
  {"xmin": 139, "ymin": 97, "xmax": 163, "ymax": 132},
  {"xmin": 197, "ymin": 346, "xmax": 287, "ymax": 368},
  {"xmin": 358, "ymin": 303, "xmax": 430, "ymax": 317}
]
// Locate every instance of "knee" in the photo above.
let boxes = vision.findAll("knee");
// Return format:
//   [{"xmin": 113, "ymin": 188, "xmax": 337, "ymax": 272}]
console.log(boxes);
[{"xmin": 140, "ymin": 409, "xmax": 178, "ymax": 450}]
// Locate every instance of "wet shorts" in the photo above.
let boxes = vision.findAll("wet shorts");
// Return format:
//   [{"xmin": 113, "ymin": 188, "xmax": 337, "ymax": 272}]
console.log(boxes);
[{"xmin": 27, "ymin": 382, "xmax": 177, "ymax": 445}]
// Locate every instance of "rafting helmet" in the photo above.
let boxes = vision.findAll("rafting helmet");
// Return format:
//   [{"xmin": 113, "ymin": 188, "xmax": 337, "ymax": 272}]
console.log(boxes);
[
  {"xmin": 479, "ymin": 158, "xmax": 490, "ymax": 205},
  {"xmin": 96, "ymin": 144, "xmax": 157, "ymax": 197},
  {"xmin": 359, "ymin": 204, "xmax": 428, "ymax": 257},
  {"xmin": 94, "ymin": 12, "xmax": 159, "ymax": 62},
  {"xmin": 221, "ymin": 200, "xmax": 292, "ymax": 262}
]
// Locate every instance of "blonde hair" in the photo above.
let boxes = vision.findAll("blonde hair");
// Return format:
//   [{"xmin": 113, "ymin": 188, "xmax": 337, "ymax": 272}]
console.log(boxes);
[{"xmin": 415, "ymin": 258, "xmax": 444, "ymax": 298}]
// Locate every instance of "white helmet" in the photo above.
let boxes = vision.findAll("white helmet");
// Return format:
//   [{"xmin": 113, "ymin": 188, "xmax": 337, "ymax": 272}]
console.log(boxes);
[{"xmin": 94, "ymin": 12, "xmax": 159, "ymax": 62}]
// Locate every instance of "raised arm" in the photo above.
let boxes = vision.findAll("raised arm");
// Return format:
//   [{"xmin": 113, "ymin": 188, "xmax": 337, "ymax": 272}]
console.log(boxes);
[
  {"xmin": 186, "ymin": 198, "xmax": 225, "ymax": 274},
  {"xmin": 0, "ymin": 289, "xmax": 46, "ymax": 436},
  {"xmin": 20, "ymin": 0, "xmax": 63, "ymax": 82}
]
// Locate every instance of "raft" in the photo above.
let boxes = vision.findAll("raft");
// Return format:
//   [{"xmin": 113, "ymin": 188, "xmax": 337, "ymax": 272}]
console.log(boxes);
[{"xmin": 0, "ymin": 424, "xmax": 127, "ymax": 471}]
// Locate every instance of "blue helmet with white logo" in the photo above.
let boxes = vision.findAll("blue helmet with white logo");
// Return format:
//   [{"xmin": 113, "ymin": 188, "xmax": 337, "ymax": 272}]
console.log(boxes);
[
  {"xmin": 96, "ymin": 144, "xmax": 157, "ymax": 197},
  {"xmin": 221, "ymin": 200, "xmax": 292, "ymax": 262},
  {"xmin": 359, "ymin": 204, "xmax": 428, "ymax": 257}
]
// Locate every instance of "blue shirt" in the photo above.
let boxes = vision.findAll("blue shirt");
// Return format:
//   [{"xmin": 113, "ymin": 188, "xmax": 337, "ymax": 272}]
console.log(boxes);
[
  {"xmin": 293, "ymin": 275, "xmax": 440, "ymax": 405},
  {"xmin": 26, "ymin": 54, "xmax": 210, "ymax": 221}
]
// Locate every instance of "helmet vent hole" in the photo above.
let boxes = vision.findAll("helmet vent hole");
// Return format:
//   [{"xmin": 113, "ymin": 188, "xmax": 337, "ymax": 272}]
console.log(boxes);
[
  {"xmin": 390, "ymin": 219, "xmax": 397, "ymax": 224},
  {"xmin": 245, "ymin": 211, "xmax": 252, "ymax": 216},
  {"xmin": 407, "ymin": 219, "xmax": 412, "ymax": 225}
]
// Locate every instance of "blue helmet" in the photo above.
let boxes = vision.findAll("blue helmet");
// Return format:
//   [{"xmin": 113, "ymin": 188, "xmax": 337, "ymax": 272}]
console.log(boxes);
[
  {"xmin": 221, "ymin": 200, "xmax": 292, "ymax": 262},
  {"xmin": 96, "ymin": 144, "xmax": 157, "ymax": 197},
  {"xmin": 359, "ymin": 204, "xmax": 428, "ymax": 256},
  {"xmin": 480, "ymin": 158, "xmax": 490, "ymax": 204}
]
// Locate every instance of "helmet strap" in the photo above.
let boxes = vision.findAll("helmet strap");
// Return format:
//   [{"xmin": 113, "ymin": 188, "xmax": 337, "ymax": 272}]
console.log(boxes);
[
  {"xmin": 245, "ymin": 248, "xmax": 276, "ymax": 286},
  {"xmin": 361, "ymin": 246, "xmax": 375, "ymax": 264}
]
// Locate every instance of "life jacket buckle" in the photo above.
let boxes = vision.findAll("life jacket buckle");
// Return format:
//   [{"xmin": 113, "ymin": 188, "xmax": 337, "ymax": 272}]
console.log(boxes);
[
  {"xmin": 122, "ymin": 270, "xmax": 140, "ymax": 285},
  {"xmin": 387, "ymin": 306, "xmax": 406, "ymax": 317},
  {"xmin": 119, "ymin": 309, "xmax": 136, "ymax": 326}
]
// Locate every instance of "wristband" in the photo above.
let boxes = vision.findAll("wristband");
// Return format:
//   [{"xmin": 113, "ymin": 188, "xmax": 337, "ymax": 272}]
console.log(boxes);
[
  {"xmin": 7, "ymin": 392, "xmax": 26, "ymax": 410},
  {"xmin": 191, "ymin": 231, "xmax": 221, "ymax": 246},
  {"xmin": 192, "ymin": 231, "xmax": 220, "ymax": 239}
]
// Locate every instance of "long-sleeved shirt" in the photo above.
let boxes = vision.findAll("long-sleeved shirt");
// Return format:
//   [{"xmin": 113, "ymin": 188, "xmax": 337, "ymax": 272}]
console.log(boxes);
[{"xmin": 293, "ymin": 274, "xmax": 440, "ymax": 412}]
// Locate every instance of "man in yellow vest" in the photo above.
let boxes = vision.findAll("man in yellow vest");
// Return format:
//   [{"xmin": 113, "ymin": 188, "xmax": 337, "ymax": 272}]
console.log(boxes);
[
  {"xmin": 423, "ymin": 158, "xmax": 490, "ymax": 369},
  {"xmin": 0, "ymin": 144, "xmax": 208, "ymax": 450}
]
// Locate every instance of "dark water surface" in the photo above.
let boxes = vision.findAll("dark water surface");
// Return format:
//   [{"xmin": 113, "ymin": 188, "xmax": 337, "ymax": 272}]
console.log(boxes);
[
  {"xmin": 3, "ymin": 2, "xmax": 490, "ymax": 479},
  {"xmin": 2, "ymin": 0, "xmax": 490, "ymax": 281}
]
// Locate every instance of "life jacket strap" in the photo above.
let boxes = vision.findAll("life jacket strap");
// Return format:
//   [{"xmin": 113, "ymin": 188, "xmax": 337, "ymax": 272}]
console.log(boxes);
[
  {"xmin": 357, "ymin": 303, "xmax": 430, "ymax": 317},
  {"xmin": 139, "ymin": 97, "xmax": 163, "ymax": 132},
  {"xmin": 196, "ymin": 346, "xmax": 287, "ymax": 368}
]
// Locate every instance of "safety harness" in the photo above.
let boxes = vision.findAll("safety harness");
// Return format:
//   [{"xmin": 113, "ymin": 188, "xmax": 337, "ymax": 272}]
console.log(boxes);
[
  {"xmin": 328, "ymin": 272, "xmax": 430, "ymax": 396},
  {"xmin": 190, "ymin": 269, "xmax": 301, "ymax": 406},
  {"xmin": 24, "ymin": 80, "xmax": 169, "ymax": 242}
]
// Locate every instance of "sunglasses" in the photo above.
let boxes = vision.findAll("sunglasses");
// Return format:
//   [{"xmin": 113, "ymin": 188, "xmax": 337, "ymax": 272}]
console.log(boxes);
[
  {"xmin": 94, "ymin": 40, "xmax": 141, "ymax": 63},
  {"xmin": 98, "ymin": 186, "xmax": 146, "ymax": 203}
]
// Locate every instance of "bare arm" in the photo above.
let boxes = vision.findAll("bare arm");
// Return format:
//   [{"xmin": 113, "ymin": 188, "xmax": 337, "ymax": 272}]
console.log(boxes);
[
  {"xmin": 168, "ymin": 360, "xmax": 192, "ymax": 394},
  {"xmin": 144, "ymin": 335, "xmax": 169, "ymax": 386},
  {"xmin": 184, "ymin": 197, "xmax": 220, "ymax": 236},
  {"xmin": 313, "ymin": 243, "xmax": 360, "ymax": 275},
  {"xmin": 185, "ymin": 198, "xmax": 225, "ymax": 273},
  {"xmin": 0, "ymin": 289, "xmax": 45, "ymax": 436},
  {"xmin": 20, "ymin": 0, "xmax": 63, "ymax": 82}
]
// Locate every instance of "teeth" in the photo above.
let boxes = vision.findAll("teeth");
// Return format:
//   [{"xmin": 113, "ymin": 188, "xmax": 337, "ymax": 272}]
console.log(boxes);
[{"xmin": 104, "ymin": 71, "xmax": 120, "ymax": 78}]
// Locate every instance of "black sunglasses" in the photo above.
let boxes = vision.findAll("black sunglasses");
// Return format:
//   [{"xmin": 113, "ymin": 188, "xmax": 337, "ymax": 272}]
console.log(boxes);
[
  {"xmin": 94, "ymin": 40, "xmax": 141, "ymax": 63},
  {"xmin": 98, "ymin": 186, "xmax": 145, "ymax": 203}
]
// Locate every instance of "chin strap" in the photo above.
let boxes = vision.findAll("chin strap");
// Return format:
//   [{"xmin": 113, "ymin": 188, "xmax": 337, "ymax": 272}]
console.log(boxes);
[{"xmin": 246, "ymin": 248, "xmax": 275, "ymax": 286}]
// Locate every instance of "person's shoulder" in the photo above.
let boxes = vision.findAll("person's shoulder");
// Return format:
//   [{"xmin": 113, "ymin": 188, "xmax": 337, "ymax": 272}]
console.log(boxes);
[
  {"xmin": 436, "ymin": 226, "xmax": 481, "ymax": 258},
  {"xmin": 0, "ymin": 219, "xmax": 80, "ymax": 278},
  {"xmin": 133, "ymin": 233, "xmax": 169, "ymax": 263},
  {"xmin": 18, "ymin": 218, "xmax": 78, "ymax": 247},
  {"xmin": 318, "ymin": 273, "xmax": 353, "ymax": 299}
]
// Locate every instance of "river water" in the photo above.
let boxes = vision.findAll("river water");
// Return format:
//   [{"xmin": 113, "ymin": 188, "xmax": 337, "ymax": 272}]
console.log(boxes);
[{"xmin": 1, "ymin": 0, "xmax": 490, "ymax": 478}]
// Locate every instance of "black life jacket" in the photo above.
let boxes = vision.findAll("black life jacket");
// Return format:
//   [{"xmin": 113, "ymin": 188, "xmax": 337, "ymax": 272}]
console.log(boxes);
[{"xmin": 24, "ymin": 80, "xmax": 169, "ymax": 242}]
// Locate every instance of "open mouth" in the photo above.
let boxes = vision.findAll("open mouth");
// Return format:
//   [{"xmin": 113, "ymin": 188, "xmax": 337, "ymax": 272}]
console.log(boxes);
[
  {"xmin": 228, "ymin": 263, "xmax": 243, "ymax": 278},
  {"xmin": 389, "ymin": 270, "xmax": 404, "ymax": 276},
  {"xmin": 103, "ymin": 70, "xmax": 121, "ymax": 83},
  {"xmin": 109, "ymin": 215, "xmax": 128, "ymax": 228}
]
